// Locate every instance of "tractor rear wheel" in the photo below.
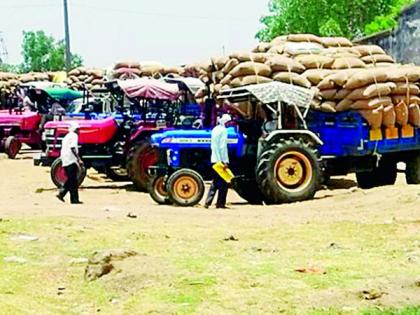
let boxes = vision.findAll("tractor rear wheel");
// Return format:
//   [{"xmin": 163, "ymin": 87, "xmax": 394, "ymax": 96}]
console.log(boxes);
[
  {"xmin": 5, "ymin": 136, "xmax": 21, "ymax": 159},
  {"xmin": 148, "ymin": 175, "xmax": 172, "ymax": 205},
  {"xmin": 50, "ymin": 158, "xmax": 86, "ymax": 188},
  {"xmin": 127, "ymin": 141, "xmax": 159, "ymax": 191},
  {"xmin": 105, "ymin": 166, "xmax": 129, "ymax": 182},
  {"xmin": 356, "ymin": 158, "xmax": 397, "ymax": 189},
  {"xmin": 406, "ymin": 153, "xmax": 420, "ymax": 184},
  {"xmin": 256, "ymin": 138, "xmax": 321, "ymax": 204},
  {"xmin": 167, "ymin": 169, "xmax": 205, "ymax": 207},
  {"xmin": 232, "ymin": 177, "xmax": 264, "ymax": 205}
]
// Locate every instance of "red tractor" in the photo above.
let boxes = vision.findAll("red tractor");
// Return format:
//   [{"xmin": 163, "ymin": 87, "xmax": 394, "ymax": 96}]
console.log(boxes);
[{"xmin": 43, "ymin": 78, "xmax": 203, "ymax": 190}]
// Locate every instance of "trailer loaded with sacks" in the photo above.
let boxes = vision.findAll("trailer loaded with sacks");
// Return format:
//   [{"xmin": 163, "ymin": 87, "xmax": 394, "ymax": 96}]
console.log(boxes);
[{"xmin": 148, "ymin": 82, "xmax": 420, "ymax": 207}]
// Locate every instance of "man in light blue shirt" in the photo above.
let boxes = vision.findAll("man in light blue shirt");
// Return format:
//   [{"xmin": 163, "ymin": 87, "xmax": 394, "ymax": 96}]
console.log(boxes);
[{"xmin": 205, "ymin": 114, "xmax": 231, "ymax": 209}]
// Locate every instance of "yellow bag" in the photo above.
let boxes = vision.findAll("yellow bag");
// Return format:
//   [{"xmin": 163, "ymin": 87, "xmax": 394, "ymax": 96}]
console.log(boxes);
[{"xmin": 213, "ymin": 162, "xmax": 235, "ymax": 184}]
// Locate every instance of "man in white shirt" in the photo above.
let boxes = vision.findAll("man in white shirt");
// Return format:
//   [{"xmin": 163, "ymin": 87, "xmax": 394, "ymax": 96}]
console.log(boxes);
[
  {"xmin": 56, "ymin": 122, "xmax": 83, "ymax": 204},
  {"xmin": 204, "ymin": 114, "xmax": 231, "ymax": 209}
]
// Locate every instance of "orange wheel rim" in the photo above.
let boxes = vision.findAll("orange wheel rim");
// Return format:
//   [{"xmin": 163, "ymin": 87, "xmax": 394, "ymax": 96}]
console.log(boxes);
[
  {"xmin": 154, "ymin": 176, "xmax": 167, "ymax": 197},
  {"xmin": 173, "ymin": 176, "xmax": 197, "ymax": 200},
  {"xmin": 274, "ymin": 151, "xmax": 313, "ymax": 192}
]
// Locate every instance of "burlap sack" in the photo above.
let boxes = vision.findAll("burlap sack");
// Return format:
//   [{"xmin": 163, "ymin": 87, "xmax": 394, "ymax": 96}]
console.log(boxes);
[
  {"xmin": 270, "ymin": 35, "xmax": 288, "ymax": 46},
  {"xmin": 8, "ymin": 79, "xmax": 20, "ymax": 86},
  {"xmin": 393, "ymin": 95, "xmax": 420, "ymax": 105},
  {"xmin": 320, "ymin": 47, "xmax": 362, "ymax": 57},
  {"xmin": 163, "ymin": 66, "xmax": 183, "ymax": 75},
  {"xmin": 336, "ymin": 98, "xmax": 354, "ymax": 111},
  {"xmin": 69, "ymin": 75, "xmax": 79, "ymax": 83},
  {"xmin": 84, "ymin": 76, "xmax": 94, "ymax": 84},
  {"xmin": 320, "ymin": 101, "xmax": 337, "ymax": 112},
  {"xmin": 284, "ymin": 42, "xmax": 323, "ymax": 55},
  {"xmin": 230, "ymin": 75, "xmax": 272, "ymax": 87},
  {"xmin": 319, "ymin": 89, "xmax": 337, "ymax": 100},
  {"xmin": 331, "ymin": 58, "xmax": 366, "ymax": 69},
  {"xmin": 344, "ymin": 69, "xmax": 388, "ymax": 89},
  {"xmin": 86, "ymin": 69, "xmax": 104, "ymax": 78},
  {"xmin": 317, "ymin": 69, "xmax": 359, "ymax": 89},
  {"xmin": 229, "ymin": 62, "xmax": 272, "ymax": 78},
  {"xmin": 68, "ymin": 68, "xmax": 81, "ymax": 76},
  {"xmin": 19, "ymin": 74, "xmax": 35, "ymax": 83},
  {"xmin": 361, "ymin": 54, "xmax": 394, "ymax": 64},
  {"xmin": 366, "ymin": 62, "xmax": 395, "ymax": 68},
  {"xmin": 114, "ymin": 61, "xmax": 140, "ymax": 70},
  {"xmin": 335, "ymin": 89, "xmax": 352, "ymax": 99},
  {"xmin": 392, "ymin": 83, "xmax": 420, "ymax": 95},
  {"xmin": 267, "ymin": 45, "xmax": 285, "ymax": 54},
  {"xmin": 382, "ymin": 104, "xmax": 396, "ymax": 127},
  {"xmin": 359, "ymin": 106, "xmax": 384, "ymax": 129},
  {"xmin": 253, "ymin": 42, "xmax": 272, "ymax": 53},
  {"xmin": 115, "ymin": 67, "xmax": 142, "ymax": 76},
  {"xmin": 287, "ymin": 34, "xmax": 323, "ymax": 44},
  {"xmin": 353, "ymin": 45, "xmax": 386, "ymax": 56},
  {"xmin": 272, "ymin": 72, "xmax": 311, "ymax": 88},
  {"xmin": 387, "ymin": 66, "xmax": 420, "ymax": 82},
  {"xmin": 220, "ymin": 74, "xmax": 232, "ymax": 86},
  {"xmin": 320, "ymin": 37, "xmax": 353, "ymax": 48},
  {"xmin": 350, "ymin": 97, "xmax": 392, "ymax": 110},
  {"xmin": 346, "ymin": 82, "xmax": 395, "ymax": 100},
  {"xmin": 408, "ymin": 104, "xmax": 420, "ymax": 127},
  {"xmin": 142, "ymin": 65, "xmax": 165, "ymax": 77},
  {"xmin": 211, "ymin": 56, "xmax": 229, "ymax": 71},
  {"xmin": 265, "ymin": 55, "xmax": 305, "ymax": 73},
  {"xmin": 221, "ymin": 59, "xmax": 239, "ymax": 74},
  {"xmin": 294, "ymin": 55, "xmax": 334, "ymax": 69},
  {"xmin": 229, "ymin": 52, "xmax": 268, "ymax": 63},
  {"xmin": 303, "ymin": 69, "xmax": 336, "ymax": 84},
  {"xmin": 211, "ymin": 70, "xmax": 225, "ymax": 82},
  {"xmin": 395, "ymin": 101, "xmax": 409, "ymax": 126}
]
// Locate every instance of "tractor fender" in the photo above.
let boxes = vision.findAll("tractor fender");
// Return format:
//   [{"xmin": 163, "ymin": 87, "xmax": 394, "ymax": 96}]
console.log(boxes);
[{"xmin": 263, "ymin": 130, "xmax": 323, "ymax": 146}]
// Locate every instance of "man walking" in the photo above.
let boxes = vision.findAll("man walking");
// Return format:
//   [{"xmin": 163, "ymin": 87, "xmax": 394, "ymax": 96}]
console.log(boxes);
[
  {"xmin": 204, "ymin": 114, "xmax": 231, "ymax": 209},
  {"xmin": 56, "ymin": 122, "xmax": 83, "ymax": 204}
]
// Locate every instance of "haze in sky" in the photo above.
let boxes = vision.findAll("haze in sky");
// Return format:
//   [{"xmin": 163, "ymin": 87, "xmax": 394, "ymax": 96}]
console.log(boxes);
[{"xmin": 0, "ymin": 0, "xmax": 268, "ymax": 68}]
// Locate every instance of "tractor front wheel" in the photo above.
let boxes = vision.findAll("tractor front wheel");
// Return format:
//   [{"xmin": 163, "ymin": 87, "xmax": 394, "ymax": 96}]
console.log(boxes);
[
  {"xmin": 50, "ymin": 158, "xmax": 86, "ymax": 188},
  {"xmin": 5, "ymin": 136, "xmax": 21, "ymax": 159},
  {"xmin": 167, "ymin": 169, "xmax": 205, "ymax": 207},
  {"xmin": 256, "ymin": 138, "xmax": 321, "ymax": 204},
  {"xmin": 148, "ymin": 175, "xmax": 172, "ymax": 205},
  {"xmin": 127, "ymin": 141, "xmax": 159, "ymax": 191}
]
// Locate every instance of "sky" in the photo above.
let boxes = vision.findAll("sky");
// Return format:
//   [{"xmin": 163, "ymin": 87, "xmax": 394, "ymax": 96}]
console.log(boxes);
[{"xmin": 0, "ymin": 0, "xmax": 268, "ymax": 68}]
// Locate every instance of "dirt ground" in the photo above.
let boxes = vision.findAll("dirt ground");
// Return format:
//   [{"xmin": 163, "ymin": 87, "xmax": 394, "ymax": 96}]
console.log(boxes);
[{"xmin": 0, "ymin": 148, "xmax": 419, "ymax": 314}]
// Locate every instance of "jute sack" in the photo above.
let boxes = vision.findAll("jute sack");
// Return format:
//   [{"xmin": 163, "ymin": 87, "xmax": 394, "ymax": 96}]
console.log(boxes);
[
  {"xmin": 114, "ymin": 61, "xmax": 140, "ymax": 69},
  {"xmin": 142, "ymin": 66, "xmax": 165, "ymax": 77},
  {"xmin": 84, "ymin": 76, "xmax": 94, "ymax": 84},
  {"xmin": 335, "ymin": 89, "xmax": 352, "ymax": 99},
  {"xmin": 344, "ymin": 68, "xmax": 388, "ymax": 89},
  {"xmin": 284, "ymin": 42, "xmax": 323, "ymax": 56},
  {"xmin": 353, "ymin": 45, "xmax": 386, "ymax": 56},
  {"xmin": 359, "ymin": 106, "xmax": 384, "ymax": 129},
  {"xmin": 267, "ymin": 45, "xmax": 285, "ymax": 54},
  {"xmin": 331, "ymin": 57, "xmax": 366, "ymax": 69},
  {"xmin": 336, "ymin": 98, "xmax": 354, "ymax": 111},
  {"xmin": 253, "ymin": 42, "xmax": 272, "ymax": 53},
  {"xmin": 114, "ymin": 67, "xmax": 141, "ymax": 76},
  {"xmin": 294, "ymin": 55, "xmax": 334, "ymax": 69},
  {"xmin": 265, "ymin": 55, "xmax": 305, "ymax": 73},
  {"xmin": 272, "ymin": 72, "xmax": 311, "ymax": 88},
  {"xmin": 86, "ymin": 69, "xmax": 104, "ymax": 78},
  {"xmin": 91, "ymin": 79, "xmax": 105, "ymax": 85},
  {"xmin": 366, "ymin": 62, "xmax": 395, "ymax": 68},
  {"xmin": 393, "ymin": 95, "xmax": 420, "ymax": 105},
  {"xmin": 319, "ymin": 89, "xmax": 337, "ymax": 100},
  {"xmin": 68, "ymin": 68, "xmax": 81, "ymax": 76},
  {"xmin": 303, "ymin": 69, "xmax": 336, "ymax": 85},
  {"xmin": 317, "ymin": 69, "xmax": 359, "ymax": 89},
  {"xmin": 229, "ymin": 62, "xmax": 271, "ymax": 78},
  {"xmin": 395, "ymin": 101, "xmax": 409, "ymax": 126},
  {"xmin": 287, "ymin": 34, "xmax": 323, "ymax": 44},
  {"xmin": 229, "ymin": 52, "xmax": 268, "ymax": 63},
  {"xmin": 387, "ymin": 66, "xmax": 420, "ymax": 82},
  {"xmin": 69, "ymin": 75, "xmax": 79, "ymax": 82},
  {"xmin": 211, "ymin": 70, "xmax": 225, "ymax": 82},
  {"xmin": 383, "ymin": 104, "xmax": 396, "ymax": 127},
  {"xmin": 391, "ymin": 83, "xmax": 420, "ymax": 95},
  {"xmin": 361, "ymin": 54, "xmax": 394, "ymax": 64},
  {"xmin": 346, "ymin": 82, "xmax": 396, "ymax": 100},
  {"xmin": 320, "ymin": 37, "xmax": 353, "ymax": 48},
  {"xmin": 163, "ymin": 66, "xmax": 183, "ymax": 75},
  {"xmin": 320, "ymin": 101, "xmax": 337, "ymax": 112},
  {"xmin": 220, "ymin": 74, "xmax": 233, "ymax": 86},
  {"xmin": 350, "ymin": 97, "xmax": 392, "ymax": 110},
  {"xmin": 221, "ymin": 59, "xmax": 239, "ymax": 75},
  {"xmin": 270, "ymin": 35, "xmax": 288, "ymax": 46},
  {"xmin": 230, "ymin": 75, "xmax": 272, "ymax": 87},
  {"xmin": 19, "ymin": 74, "xmax": 35, "ymax": 83},
  {"xmin": 320, "ymin": 47, "xmax": 361, "ymax": 57},
  {"xmin": 408, "ymin": 104, "xmax": 420, "ymax": 127},
  {"xmin": 211, "ymin": 56, "xmax": 229, "ymax": 71}
]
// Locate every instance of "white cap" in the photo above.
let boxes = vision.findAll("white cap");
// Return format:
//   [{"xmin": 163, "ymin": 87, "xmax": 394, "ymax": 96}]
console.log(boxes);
[
  {"xmin": 68, "ymin": 121, "xmax": 79, "ymax": 132},
  {"xmin": 219, "ymin": 114, "xmax": 232, "ymax": 126}
]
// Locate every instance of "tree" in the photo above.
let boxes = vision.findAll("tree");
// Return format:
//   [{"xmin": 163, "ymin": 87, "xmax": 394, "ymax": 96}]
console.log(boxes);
[
  {"xmin": 256, "ymin": 0, "xmax": 414, "ymax": 41},
  {"xmin": 21, "ymin": 30, "xmax": 82, "ymax": 72}
]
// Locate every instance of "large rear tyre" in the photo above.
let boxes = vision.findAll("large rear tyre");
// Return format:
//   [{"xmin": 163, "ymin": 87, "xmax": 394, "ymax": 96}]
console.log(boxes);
[
  {"xmin": 167, "ymin": 169, "xmax": 205, "ymax": 207},
  {"xmin": 5, "ymin": 136, "xmax": 21, "ymax": 159},
  {"xmin": 148, "ymin": 175, "xmax": 172, "ymax": 205},
  {"xmin": 232, "ymin": 177, "xmax": 264, "ymax": 205},
  {"xmin": 105, "ymin": 166, "xmax": 129, "ymax": 182},
  {"xmin": 50, "ymin": 158, "xmax": 86, "ymax": 188},
  {"xmin": 406, "ymin": 153, "xmax": 420, "ymax": 184},
  {"xmin": 256, "ymin": 138, "xmax": 321, "ymax": 204},
  {"xmin": 356, "ymin": 158, "xmax": 397, "ymax": 189},
  {"xmin": 127, "ymin": 141, "xmax": 159, "ymax": 191}
]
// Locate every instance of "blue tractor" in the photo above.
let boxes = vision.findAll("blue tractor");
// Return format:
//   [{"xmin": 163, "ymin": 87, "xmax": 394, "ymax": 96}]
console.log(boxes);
[{"xmin": 148, "ymin": 82, "xmax": 420, "ymax": 207}]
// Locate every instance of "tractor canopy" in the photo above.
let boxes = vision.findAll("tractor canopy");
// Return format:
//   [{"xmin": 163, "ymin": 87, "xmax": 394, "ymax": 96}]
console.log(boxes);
[
  {"xmin": 163, "ymin": 77, "xmax": 205, "ymax": 95},
  {"xmin": 43, "ymin": 87, "xmax": 84, "ymax": 101},
  {"xmin": 118, "ymin": 78, "xmax": 180, "ymax": 101},
  {"xmin": 218, "ymin": 82, "xmax": 315, "ymax": 108}
]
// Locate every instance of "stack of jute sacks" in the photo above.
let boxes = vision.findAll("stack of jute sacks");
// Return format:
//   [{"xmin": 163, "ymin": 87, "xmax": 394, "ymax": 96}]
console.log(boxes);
[
  {"xmin": 108, "ymin": 61, "xmax": 184, "ymax": 80},
  {"xmin": 0, "ymin": 72, "xmax": 20, "ymax": 95},
  {"xmin": 192, "ymin": 33, "xmax": 420, "ymax": 130},
  {"xmin": 67, "ymin": 67, "xmax": 106, "ymax": 91}
]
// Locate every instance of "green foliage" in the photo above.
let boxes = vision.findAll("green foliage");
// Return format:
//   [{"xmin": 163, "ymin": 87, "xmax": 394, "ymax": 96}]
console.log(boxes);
[
  {"xmin": 0, "ymin": 63, "xmax": 20, "ymax": 73},
  {"xmin": 20, "ymin": 30, "xmax": 82, "ymax": 72},
  {"xmin": 257, "ymin": 0, "xmax": 415, "ymax": 41}
]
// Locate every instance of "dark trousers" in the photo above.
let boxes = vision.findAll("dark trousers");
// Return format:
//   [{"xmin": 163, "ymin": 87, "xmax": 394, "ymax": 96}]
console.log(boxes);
[
  {"xmin": 59, "ymin": 163, "xmax": 79, "ymax": 203},
  {"xmin": 205, "ymin": 168, "xmax": 228, "ymax": 208}
]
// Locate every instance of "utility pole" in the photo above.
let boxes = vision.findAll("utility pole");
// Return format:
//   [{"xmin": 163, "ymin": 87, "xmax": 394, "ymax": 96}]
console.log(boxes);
[{"xmin": 63, "ymin": 0, "xmax": 71, "ymax": 71}]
